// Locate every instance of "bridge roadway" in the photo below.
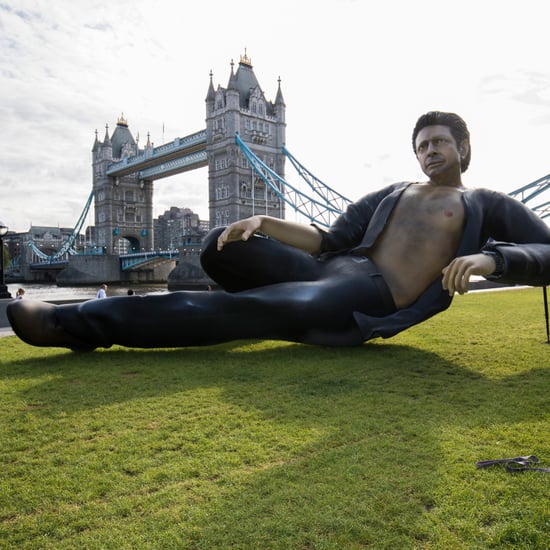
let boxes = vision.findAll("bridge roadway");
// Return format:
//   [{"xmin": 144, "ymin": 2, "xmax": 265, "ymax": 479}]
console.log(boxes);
[
  {"xmin": 106, "ymin": 129, "xmax": 207, "ymax": 180},
  {"xmin": 120, "ymin": 250, "xmax": 180, "ymax": 271}
]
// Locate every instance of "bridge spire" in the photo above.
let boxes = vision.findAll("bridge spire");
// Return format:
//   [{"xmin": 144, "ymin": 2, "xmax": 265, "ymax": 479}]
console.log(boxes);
[
  {"xmin": 275, "ymin": 76, "xmax": 285, "ymax": 107},
  {"xmin": 227, "ymin": 60, "xmax": 238, "ymax": 90},
  {"xmin": 206, "ymin": 70, "xmax": 215, "ymax": 104},
  {"xmin": 103, "ymin": 124, "xmax": 111, "ymax": 145},
  {"xmin": 92, "ymin": 129, "xmax": 100, "ymax": 152}
]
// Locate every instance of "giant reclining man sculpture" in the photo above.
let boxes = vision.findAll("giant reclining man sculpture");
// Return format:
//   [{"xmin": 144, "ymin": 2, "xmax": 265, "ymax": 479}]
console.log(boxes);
[{"xmin": 7, "ymin": 111, "xmax": 550, "ymax": 350}]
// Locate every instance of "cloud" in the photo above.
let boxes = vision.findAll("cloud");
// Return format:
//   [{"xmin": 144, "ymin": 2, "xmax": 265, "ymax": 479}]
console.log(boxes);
[
  {"xmin": 83, "ymin": 22, "xmax": 112, "ymax": 32},
  {"xmin": 480, "ymin": 70, "xmax": 550, "ymax": 107},
  {"xmin": 0, "ymin": 3, "xmax": 41, "ymax": 22}
]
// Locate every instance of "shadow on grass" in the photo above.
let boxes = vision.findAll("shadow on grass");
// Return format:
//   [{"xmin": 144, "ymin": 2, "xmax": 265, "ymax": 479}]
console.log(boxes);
[
  {"xmin": 1, "ymin": 340, "xmax": 547, "ymax": 423},
  {"xmin": 1, "ymin": 339, "xmax": 548, "ymax": 547}
]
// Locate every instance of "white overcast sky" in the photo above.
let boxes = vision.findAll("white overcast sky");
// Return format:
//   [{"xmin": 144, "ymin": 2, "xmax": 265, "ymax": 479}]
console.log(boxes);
[{"xmin": 1, "ymin": 0, "xmax": 550, "ymax": 232}]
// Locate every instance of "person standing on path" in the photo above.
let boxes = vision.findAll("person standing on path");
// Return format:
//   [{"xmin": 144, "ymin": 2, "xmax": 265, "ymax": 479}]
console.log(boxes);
[{"xmin": 96, "ymin": 284, "xmax": 107, "ymax": 299}]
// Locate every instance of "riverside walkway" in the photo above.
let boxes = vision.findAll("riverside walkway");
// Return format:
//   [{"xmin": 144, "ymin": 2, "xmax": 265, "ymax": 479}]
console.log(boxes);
[{"xmin": 0, "ymin": 299, "xmax": 14, "ymax": 337}]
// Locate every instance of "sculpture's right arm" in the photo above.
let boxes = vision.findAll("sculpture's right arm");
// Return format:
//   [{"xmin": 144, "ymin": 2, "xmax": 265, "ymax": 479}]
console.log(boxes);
[
  {"xmin": 217, "ymin": 184, "xmax": 405, "ymax": 256},
  {"xmin": 217, "ymin": 215, "xmax": 322, "ymax": 255}
]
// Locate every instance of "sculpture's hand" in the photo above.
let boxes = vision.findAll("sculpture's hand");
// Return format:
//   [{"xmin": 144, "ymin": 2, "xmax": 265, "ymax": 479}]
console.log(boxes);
[
  {"xmin": 441, "ymin": 253, "xmax": 496, "ymax": 296},
  {"xmin": 217, "ymin": 216, "xmax": 262, "ymax": 251}
]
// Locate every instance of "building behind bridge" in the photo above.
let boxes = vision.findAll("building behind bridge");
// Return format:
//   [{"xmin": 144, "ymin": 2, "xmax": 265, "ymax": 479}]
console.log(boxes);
[{"xmin": 153, "ymin": 206, "xmax": 208, "ymax": 252}]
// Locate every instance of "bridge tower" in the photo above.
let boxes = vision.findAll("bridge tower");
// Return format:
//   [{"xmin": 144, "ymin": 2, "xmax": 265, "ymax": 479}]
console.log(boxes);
[
  {"xmin": 91, "ymin": 115, "xmax": 154, "ymax": 254},
  {"xmin": 205, "ymin": 52, "xmax": 286, "ymax": 228}
]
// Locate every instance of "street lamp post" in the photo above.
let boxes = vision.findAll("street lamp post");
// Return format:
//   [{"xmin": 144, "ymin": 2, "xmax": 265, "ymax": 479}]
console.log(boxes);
[{"xmin": 0, "ymin": 221, "xmax": 12, "ymax": 299}]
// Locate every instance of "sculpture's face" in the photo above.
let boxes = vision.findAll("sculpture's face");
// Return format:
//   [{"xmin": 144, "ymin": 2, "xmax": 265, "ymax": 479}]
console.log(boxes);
[{"xmin": 415, "ymin": 125, "xmax": 465, "ymax": 184}]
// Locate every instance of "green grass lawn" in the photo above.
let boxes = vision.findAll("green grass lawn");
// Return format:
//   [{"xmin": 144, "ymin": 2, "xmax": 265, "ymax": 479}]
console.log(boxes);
[{"xmin": 1, "ymin": 287, "xmax": 549, "ymax": 549}]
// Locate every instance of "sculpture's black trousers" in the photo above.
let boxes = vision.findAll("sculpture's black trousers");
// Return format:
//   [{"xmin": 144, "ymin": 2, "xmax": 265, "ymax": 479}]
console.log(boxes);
[{"xmin": 56, "ymin": 228, "xmax": 397, "ymax": 348}]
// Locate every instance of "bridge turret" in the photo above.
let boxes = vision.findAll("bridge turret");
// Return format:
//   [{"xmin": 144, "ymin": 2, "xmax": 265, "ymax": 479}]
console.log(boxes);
[
  {"xmin": 274, "ymin": 76, "xmax": 286, "ymax": 157},
  {"xmin": 205, "ymin": 70, "xmax": 215, "ymax": 110},
  {"xmin": 111, "ymin": 114, "xmax": 138, "ymax": 159},
  {"xmin": 225, "ymin": 59, "xmax": 240, "ymax": 112},
  {"xmin": 101, "ymin": 124, "xmax": 113, "ymax": 161},
  {"xmin": 224, "ymin": 59, "xmax": 240, "ymax": 139},
  {"xmin": 274, "ymin": 77, "xmax": 286, "ymax": 125},
  {"xmin": 92, "ymin": 129, "xmax": 100, "ymax": 153}
]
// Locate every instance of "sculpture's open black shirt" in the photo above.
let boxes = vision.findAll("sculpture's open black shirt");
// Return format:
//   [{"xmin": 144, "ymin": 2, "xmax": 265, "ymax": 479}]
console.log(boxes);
[{"xmin": 315, "ymin": 183, "xmax": 550, "ymax": 341}]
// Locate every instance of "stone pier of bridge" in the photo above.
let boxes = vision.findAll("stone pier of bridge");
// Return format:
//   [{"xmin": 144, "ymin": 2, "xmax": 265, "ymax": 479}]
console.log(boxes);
[{"xmin": 53, "ymin": 252, "xmax": 213, "ymax": 289}]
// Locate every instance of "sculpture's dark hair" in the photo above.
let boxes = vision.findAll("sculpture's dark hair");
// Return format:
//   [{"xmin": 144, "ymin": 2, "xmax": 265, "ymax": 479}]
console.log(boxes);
[{"xmin": 412, "ymin": 111, "xmax": 471, "ymax": 173}]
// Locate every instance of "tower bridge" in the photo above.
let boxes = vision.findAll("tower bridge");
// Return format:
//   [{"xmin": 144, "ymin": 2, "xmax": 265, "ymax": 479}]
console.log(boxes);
[{"xmin": 92, "ymin": 52, "xmax": 286, "ymax": 258}]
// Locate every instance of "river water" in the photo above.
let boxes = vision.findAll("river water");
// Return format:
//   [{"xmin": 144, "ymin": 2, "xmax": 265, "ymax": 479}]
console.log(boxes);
[
  {"xmin": 4, "ymin": 279, "xmax": 523, "ymax": 302},
  {"xmin": 5, "ymin": 282, "xmax": 169, "ymax": 301}
]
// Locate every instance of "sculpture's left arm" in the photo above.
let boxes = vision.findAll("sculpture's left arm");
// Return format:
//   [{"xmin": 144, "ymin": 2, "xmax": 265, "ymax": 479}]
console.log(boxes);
[
  {"xmin": 480, "ymin": 190, "xmax": 550, "ymax": 286},
  {"xmin": 483, "ymin": 241, "xmax": 550, "ymax": 285}
]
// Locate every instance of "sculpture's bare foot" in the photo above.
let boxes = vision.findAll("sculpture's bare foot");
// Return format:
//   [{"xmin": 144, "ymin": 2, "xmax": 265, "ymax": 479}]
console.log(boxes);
[{"xmin": 6, "ymin": 300, "xmax": 96, "ymax": 351}]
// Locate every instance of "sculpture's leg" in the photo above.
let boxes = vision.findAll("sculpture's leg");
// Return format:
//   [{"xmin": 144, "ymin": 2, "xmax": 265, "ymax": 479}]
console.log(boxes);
[
  {"xmin": 200, "ymin": 228, "xmax": 321, "ymax": 291},
  {"xmin": 54, "ymin": 283, "xmax": 365, "ymax": 348},
  {"xmin": 57, "ymin": 258, "xmax": 395, "ymax": 347}
]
